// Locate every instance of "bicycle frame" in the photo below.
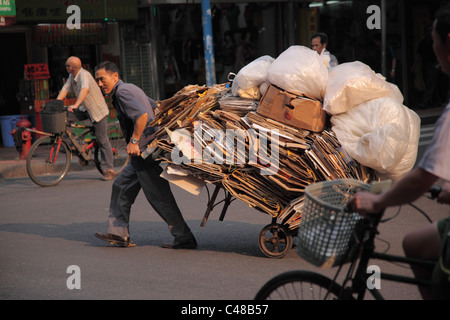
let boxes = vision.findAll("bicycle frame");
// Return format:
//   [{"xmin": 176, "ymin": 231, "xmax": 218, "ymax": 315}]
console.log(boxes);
[
  {"xmin": 25, "ymin": 117, "xmax": 128, "ymax": 187},
  {"xmin": 64, "ymin": 123, "xmax": 97, "ymax": 162},
  {"xmin": 366, "ymin": 252, "xmax": 435, "ymax": 299},
  {"xmin": 48, "ymin": 135, "xmax": 63, "ymax": 164},
  {"xmin": 66, "ymin": 122, "xmax": 122, "ymax": 159},
  {"xmin": 255, "ymin": 183, "xmax": 444, "ymax": 301},
  {"xmin": 24, "ymin": 123, "xmax": 97, "ymax": 162},
  {"xmin": 23, "ymin": 127, "xmax": 65, "ymax": 162},
  {"xmin": 26, "ymin": 120, "xmax": 123, "ymax": 162},
  {"xmin": 338, "ymin": 214, "xmax": 436, "ymax": 300}
]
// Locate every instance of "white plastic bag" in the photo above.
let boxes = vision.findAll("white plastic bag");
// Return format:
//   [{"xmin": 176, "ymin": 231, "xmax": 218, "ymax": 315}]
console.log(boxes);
[
  {"xmin": 384, "ymin": 106, "xmax": 420, "ymax": 181},
  {"xmin": 259, "ymin": 81, "xmax": 270, "ymax": 96},
  {"xmin": 267, "ymin": 46, "xmax": 329, "ymax": 100},
  {"xmin": 324, "ymin": 61, "xmax": 404, "ymax": 115},
  {"xmin": 331, "ymin": 97, "xmax": 420, "ymax": 180},
  {"xmin": 232, "ymin": 55, "xmax": 274, "ymax": 98}
]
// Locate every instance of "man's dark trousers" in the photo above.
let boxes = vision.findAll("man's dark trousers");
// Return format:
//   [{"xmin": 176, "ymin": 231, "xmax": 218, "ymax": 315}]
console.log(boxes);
[
  {"xmin": 67, "ymin": 110, "xmax": 114, "ymax": 171},
  {"xmin": 107, "ymin": 155, "xmax": 194, "ymax": 244}
]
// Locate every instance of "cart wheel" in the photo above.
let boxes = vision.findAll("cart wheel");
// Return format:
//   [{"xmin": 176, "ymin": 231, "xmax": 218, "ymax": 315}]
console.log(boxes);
[{"xmin": 258, "ymin": 223, "xmax": 293, "ymax": 259}]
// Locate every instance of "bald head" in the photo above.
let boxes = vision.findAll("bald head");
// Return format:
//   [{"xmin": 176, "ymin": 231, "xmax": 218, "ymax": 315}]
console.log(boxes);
[{"xmin": 65, "ymin": 56, "xmax": 82, "ymax": 76}]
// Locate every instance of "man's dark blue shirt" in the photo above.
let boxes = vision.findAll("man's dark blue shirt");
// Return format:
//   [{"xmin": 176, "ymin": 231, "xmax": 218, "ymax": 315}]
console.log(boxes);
[{"xmin": 110, "ymin": 80, "xmax": 156, "ymax": 152}]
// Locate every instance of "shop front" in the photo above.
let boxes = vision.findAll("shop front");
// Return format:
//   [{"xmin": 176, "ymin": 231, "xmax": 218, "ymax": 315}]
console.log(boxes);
[
  {"xmin": 1, "ymin": 0, "xmax": 448, "ymax": 148},
  {"xmin": 138, "ymin": 0, "xmax": 448, "ymax": 109},
  {"xmin": 0, "ymin": 0, "xmax": 138, "ymax": 146}
]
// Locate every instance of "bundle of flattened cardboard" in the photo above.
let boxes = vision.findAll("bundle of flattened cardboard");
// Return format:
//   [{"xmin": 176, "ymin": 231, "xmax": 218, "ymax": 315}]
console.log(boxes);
[
  {"xmin": 145, "ymin": 83, "xmax": 377, "ymax": 229},
  {"xmin": 144, "ymin": 47, "xmax": 421, "ymax": 230}
]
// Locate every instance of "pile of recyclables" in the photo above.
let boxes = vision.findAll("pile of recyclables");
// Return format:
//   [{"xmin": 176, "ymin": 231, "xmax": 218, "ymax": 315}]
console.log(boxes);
[{"xmin": 143, "ymin": 45, "xmax": 420, "ymax": 230}]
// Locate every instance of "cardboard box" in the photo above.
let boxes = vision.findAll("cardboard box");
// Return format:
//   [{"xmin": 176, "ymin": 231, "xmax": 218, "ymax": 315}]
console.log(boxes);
[{"xmin": 257, "ymin": 85, "xmax": 327, "ymax": 132}]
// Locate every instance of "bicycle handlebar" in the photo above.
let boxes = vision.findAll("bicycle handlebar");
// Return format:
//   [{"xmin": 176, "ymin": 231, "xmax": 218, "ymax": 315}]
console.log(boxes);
[
  {"xmin": 344, "ymin": 184, "xmax": 442, "ymax": 215},
  {"xmin": 428, "ymin": 185, "xmax": 442, "ymax": 200}
]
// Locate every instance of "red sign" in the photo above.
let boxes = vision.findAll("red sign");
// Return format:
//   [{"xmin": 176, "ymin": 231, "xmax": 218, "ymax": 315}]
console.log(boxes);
[{"xmin": 24, "ymin": 63, "xmax": 50, "ymax": 80}]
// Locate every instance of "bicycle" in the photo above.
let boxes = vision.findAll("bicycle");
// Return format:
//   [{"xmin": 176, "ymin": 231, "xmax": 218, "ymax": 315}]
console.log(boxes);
[
  {"xmin": 254, "ymin": 178, "xmax": 445, "ymax": 300},
  {"xmin": 26, "ymin": 103, "xmax": 129, "ymax": 187}
]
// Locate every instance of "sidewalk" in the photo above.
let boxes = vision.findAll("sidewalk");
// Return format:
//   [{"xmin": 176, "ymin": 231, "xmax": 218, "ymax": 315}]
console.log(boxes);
[
  {"xmin": 0, "ymin": 106, "xmax": 444, "ymax": 180},
  {"xmin": 0, "ymin": 143, "xmax": 98, "ymax": 180},
  {"xmin": 0, "ymin": 146, "xmax": 29, "ymax": 179}
]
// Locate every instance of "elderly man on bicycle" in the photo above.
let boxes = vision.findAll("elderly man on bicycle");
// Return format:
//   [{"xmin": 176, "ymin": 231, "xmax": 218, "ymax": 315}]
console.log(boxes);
[
  {"xmin": 57, "ymin": 56, "xmax": 115, "ymax": 181},
  {"xmin": 350, "ymin": 4, "xmax": 450, "ymax": 300}
]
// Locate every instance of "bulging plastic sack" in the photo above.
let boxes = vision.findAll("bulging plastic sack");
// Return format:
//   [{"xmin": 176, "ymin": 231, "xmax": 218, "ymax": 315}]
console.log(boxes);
[
  {"xmin": 259, "ymin": 81, "xmax": 270, "ymax": 96},
  {"xmin": 267, "ymin": 46, "xmax": 329, "ymax": 100},
  {"xmin": 331, "ymin": 97, "xmax": 420, "ymax": 180},
  {"xmin": 324, "ymin": 61, "xmax": 404, "ymax": 115},
  {"xmin": 387, "ymin": 107, "xmax": 420, "ymax": 181},
  {"xmin": 232, "ymin": 55, "xmax": 274, "ymax": 98}
]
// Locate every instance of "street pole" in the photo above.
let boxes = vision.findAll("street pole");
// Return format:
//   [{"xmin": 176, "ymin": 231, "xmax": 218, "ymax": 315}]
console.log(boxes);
[
  {"xmin": 201, "ymin": 0, "xmax": 216, "ymax": 86},
  {"xmin": 381, "ymin": 0, "xmax": 387, "ymax": 78}
]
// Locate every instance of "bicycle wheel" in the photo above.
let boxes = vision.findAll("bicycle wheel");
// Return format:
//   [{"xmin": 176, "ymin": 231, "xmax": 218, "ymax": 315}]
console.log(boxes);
[
  {"xmin": 254, "ymin": 270, "xmax": 344, "ymax": 300},
  {"xmin": 94, "ymin": 121, "xmax": 129, "ymax": 176},
  {"xmin": 26, "ymin": 135, "xmax": 71, "ymax": 187}
]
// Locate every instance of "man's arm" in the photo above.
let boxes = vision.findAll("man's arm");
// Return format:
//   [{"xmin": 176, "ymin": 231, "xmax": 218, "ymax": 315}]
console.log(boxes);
[
  {"xmin": 57, "ymin": 89, "xmax": 68, "ymax": 101},
  {"xmin": 68, "ymin": 88, "xmax": 89, "ymax": 112},
  {"xmin": 349, "ymin": 167, "xmax": 439, "ymax": 215},
  {"xmin": 127, "ymin": 113, "xmax": 148, "ymax": 157}
]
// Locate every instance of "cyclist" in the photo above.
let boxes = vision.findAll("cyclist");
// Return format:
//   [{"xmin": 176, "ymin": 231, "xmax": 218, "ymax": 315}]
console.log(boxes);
[
  {"xmin": 349, "ymin": 4, "xmax": 450, "ymax": 299},
  {"xmin": 57, "ymin": 56, "xmax": 115, "ymax": 181}
]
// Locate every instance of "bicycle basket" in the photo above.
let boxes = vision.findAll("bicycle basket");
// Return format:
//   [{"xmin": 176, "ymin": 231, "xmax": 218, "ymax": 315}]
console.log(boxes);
[
  {"xmin": 296, "ymin": 179, "xmax": 371, "ymax": 268},
  {"xmin": 40, "ymin": 100, "xmax": 66, "ymax": 133}
]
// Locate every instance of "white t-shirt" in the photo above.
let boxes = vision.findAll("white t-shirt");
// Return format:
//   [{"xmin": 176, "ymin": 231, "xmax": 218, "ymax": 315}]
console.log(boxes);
[{"xmin": 419, "ymin": 102, "xmax": 450, "ymax": 181}]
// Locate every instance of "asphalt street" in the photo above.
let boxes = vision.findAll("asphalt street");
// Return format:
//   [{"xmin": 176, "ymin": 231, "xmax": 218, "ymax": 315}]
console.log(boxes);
[{"xmin": 1, "ymin": 168, "xmax": 449, "ymax": 305}]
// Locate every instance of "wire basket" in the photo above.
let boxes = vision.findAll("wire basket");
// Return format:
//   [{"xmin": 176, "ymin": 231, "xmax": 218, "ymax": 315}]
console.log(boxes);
[{"xmin": 296, "ymin": 179, "xmax": 371, "ymax": 268}]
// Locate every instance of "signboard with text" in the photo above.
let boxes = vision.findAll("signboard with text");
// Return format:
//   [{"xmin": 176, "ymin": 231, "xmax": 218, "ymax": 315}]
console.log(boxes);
[
  {"xmin": 24, "ymin": 63, "xmax": 50, "ymax": 80},
  {"xmin": 16, "ymin": 0, "xmax": 137, "ymax": 23},
  {"xmin": 0, "ymin": 0, "xmax": 16, "ymax": 17}
]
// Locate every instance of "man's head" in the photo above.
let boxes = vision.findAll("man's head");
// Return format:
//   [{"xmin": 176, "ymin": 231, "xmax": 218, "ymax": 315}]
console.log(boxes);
[
  {"xmin": 94, "ymin": 61, "xmax": 120, "ymax": 95},
  {"xmin": 65, "ymin": 56, "xmax": 82, "ymax": 76},
  {"xmin": 433, "ymin": 4, "xmax": 450, "ymax": 74},
  {"xmin": 311, "ymin": 32, "xmax": 329, "ymax": 54}
]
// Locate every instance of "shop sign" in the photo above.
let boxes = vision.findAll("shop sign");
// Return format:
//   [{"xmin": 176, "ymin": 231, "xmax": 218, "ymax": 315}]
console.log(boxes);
[
  {"xmin": 24, "ymin": 63, "xmax": 50, "ymax": 80},
  {"xmin": 16, "ymin": 0, "xmax": 137, "ymax": 23},
  {"xmin": 34, "ymin": 23, "xmax": 107, "ymax": 46},
  {"xmin": 0, "ymin": 16, "xmax": 16, "ymax": 26},
  {"xmin": 0, "ymin": 0, "xmax": 16, "ymax": 17}
]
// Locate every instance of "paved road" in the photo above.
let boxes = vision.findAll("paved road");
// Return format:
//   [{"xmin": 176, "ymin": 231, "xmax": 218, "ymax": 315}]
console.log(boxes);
[{"xmin": 0, "ymin": 169, "xmax": 448, "ymax": 303}]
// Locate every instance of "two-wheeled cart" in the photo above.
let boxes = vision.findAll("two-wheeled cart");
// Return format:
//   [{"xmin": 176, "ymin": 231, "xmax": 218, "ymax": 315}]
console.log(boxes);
[{"xmin": 199, "ymin": 183, "xmax": 297, "ymax": 259}]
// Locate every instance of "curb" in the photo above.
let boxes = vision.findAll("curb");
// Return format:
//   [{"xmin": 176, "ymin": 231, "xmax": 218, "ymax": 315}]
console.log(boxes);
[{"xmin": 0, "ymin": 160, "xmax": 98, "ymax": 180}]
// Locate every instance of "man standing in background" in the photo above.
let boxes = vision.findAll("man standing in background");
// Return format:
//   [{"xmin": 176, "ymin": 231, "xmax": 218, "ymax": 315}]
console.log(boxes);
[{"xmin": 311, "ymin": 32, "xmax": 339, "ymax": 68}]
